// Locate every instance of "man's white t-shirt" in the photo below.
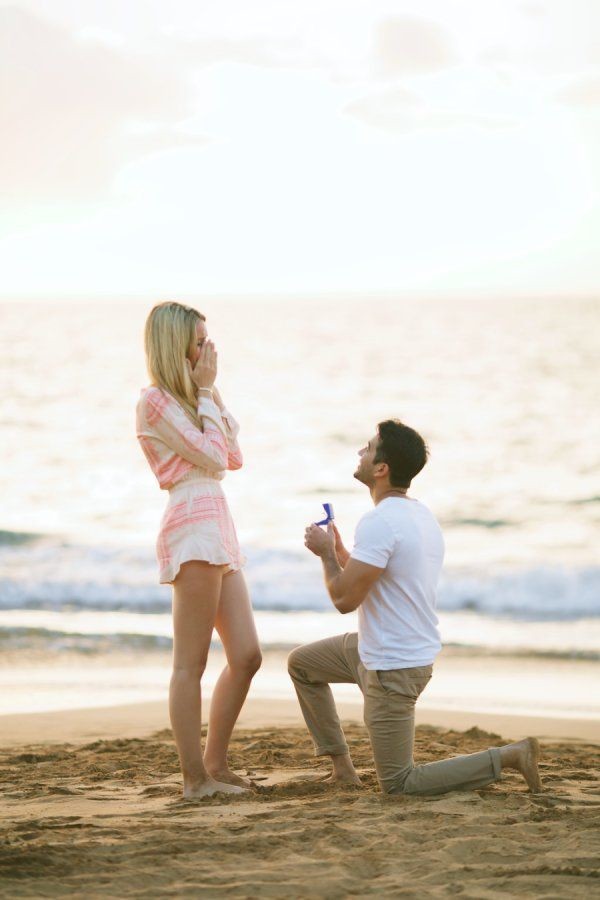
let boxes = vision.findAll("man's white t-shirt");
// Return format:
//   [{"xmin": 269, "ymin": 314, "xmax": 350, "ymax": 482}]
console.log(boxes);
[{"xmin": 350, "ymin": 497, "xmax": 444, "ymax": 670}]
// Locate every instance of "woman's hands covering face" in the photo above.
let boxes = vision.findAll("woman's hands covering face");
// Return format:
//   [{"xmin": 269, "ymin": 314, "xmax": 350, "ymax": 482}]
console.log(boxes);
[{"xmin": 187, "ymin": 339, "xmax": 217, "ymax": 390}]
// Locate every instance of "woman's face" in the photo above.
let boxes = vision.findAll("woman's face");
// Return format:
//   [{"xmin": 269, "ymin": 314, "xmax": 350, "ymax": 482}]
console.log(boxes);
[{"xmin": 188, "ymin": 319, "xmax": 208, "ymax": 368}]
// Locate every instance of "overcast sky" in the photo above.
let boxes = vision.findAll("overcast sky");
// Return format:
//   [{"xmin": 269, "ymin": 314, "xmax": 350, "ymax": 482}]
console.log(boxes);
[{"xmin": 1, "ymin": 0, "xmax": 599, "ymax": 299}]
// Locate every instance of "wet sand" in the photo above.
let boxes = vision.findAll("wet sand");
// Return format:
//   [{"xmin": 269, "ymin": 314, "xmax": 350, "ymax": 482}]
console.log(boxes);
[{"xmin": 1, "ymin": 700, "xmax": 599, "ymax": 897}]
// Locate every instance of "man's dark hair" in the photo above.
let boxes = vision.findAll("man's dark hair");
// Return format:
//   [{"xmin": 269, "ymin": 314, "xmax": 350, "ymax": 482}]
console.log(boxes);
[{"xmin": 373, "ymin": 420, "xmax": 429, "ymax": 487}]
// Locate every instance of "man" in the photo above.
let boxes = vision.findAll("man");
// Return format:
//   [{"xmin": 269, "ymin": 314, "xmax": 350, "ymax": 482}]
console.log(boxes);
[{"xmin": 288, "ymin": 420, "xmax": 542, "ymax": 796}]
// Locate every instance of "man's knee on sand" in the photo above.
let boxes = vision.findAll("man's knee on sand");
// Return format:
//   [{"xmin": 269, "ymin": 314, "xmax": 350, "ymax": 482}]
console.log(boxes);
[{"xmin": 371, "ymin": 767, "xmax": 412, "ymax": 796}]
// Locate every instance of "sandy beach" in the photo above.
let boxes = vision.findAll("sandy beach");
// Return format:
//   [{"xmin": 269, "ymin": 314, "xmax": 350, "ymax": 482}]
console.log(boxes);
[{"xmin": 1, "ymin": 698, "xmax": 599, "ymax": 898}]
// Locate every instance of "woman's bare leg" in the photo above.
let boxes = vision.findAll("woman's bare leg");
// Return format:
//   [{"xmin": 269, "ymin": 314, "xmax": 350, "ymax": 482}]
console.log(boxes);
[
  {"xmin": 203, "ymin": 570, "xmax": 262, "ymax": 787},
  {"xmin": 170, "ymin": 561, "xmax": 245, "ymax": 798}
]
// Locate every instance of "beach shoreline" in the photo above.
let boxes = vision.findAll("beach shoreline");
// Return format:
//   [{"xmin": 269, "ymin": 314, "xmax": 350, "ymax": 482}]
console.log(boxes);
[
  {"xmin": 2, "ymin": 643, "xmax": 599, "ymax": 724},
  {"xmin": 3, "ymin": 694, "xmax": 600, "ymax": 747}
]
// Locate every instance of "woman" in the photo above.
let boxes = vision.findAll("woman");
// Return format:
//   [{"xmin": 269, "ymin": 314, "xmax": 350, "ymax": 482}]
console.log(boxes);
[{"xmin": 136, "ymin": 301, "xmax": 261, "ymax": 798}]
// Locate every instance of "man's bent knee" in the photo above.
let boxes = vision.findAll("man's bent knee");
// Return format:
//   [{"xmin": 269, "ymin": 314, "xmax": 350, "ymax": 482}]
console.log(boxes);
[
  {"xmin": 287, "ymin": 645, "xmax": 307, "ymax": 676},
  {"xmin": 378, "ymin": 767, "xmax": 413, "ymax": 796}
]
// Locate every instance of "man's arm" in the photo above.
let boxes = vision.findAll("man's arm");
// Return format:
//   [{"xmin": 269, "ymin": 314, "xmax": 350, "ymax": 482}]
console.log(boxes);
[
  {"xmin": 321, "ymin": 549, "xmax": 385, "ymax": 614},
  {"xmin": 305, "ymin": 524, "xmax": 384, "ymax": 614}
]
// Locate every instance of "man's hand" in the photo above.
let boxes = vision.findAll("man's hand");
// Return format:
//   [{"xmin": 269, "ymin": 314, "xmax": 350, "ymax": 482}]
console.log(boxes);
[
  {"xmin": 304, "ymin": 522, "xmax": 336, "ymax": 558},
  {"xmin": 306, "ymin": 521, "xmax": 383, "ymax": 613},
  {"xmin": 330, "ymin": 522, "xmax": 350, "ymax": 567}
]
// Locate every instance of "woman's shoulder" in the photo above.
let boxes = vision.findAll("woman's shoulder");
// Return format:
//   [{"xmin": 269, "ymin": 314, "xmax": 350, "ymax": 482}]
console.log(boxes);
[
  {"xmin": 138, "ymin": 386, "xmax": 199, "ymax": 430},
  {"xmin": 137, "ymin": 386, "xmax": 175, "ymax": 421},
  {"xmin": 139, "ymin": 385, "xmax": 163, "ymax": 399},
  {"xmin": 138, "ymin": 385, "xmax": 163, "ymax": 407}
]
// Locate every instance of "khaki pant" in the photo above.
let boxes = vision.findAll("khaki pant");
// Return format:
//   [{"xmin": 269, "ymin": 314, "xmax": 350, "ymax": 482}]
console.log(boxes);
[{"xmin": 288, "ymin": 633, "xmax": 501, "ymax": 796}]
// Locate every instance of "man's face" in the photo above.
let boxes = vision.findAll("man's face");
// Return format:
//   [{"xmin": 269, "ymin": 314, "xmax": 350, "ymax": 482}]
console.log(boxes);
[{"xmin": 354, "ymin": 433, "xmax": 380, "ymax": 485}]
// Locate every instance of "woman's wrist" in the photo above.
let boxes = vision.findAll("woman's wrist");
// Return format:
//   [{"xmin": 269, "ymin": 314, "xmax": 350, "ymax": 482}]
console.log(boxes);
[
  {"xmin": 197, "ymin": 386, "xmax": 213, "ymax": 397},
  {"xmin": 211, "ymin": 386, "xmax": 225, "ymax": 411}
]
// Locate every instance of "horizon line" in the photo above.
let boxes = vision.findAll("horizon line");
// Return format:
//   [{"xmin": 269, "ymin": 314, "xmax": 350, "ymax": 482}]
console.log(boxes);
[{"xmin": 1, "ymin": 289, "xmax": 599, "ymax": 305}]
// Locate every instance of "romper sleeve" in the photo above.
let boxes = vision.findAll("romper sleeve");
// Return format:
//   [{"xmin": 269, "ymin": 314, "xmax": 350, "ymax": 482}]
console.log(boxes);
[
  {"xmin": 143, "ymin": 388, "xmax": 229, "ymax": 472},
  {"xmin": 220, "ymin": 407, "xmax": 243, "ymax": 470}
]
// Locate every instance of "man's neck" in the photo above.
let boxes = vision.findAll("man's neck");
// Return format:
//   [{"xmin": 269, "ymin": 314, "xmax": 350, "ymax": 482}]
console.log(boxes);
[{"xmin": 370, "ymin": 484, "xmax": 409, "ymax": 506}]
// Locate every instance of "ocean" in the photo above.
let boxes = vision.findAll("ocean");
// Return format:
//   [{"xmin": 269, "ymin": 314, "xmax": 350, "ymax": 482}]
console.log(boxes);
[{"xmin": 1, "ymin": 295, "xmax": 599, "ymax": 717}]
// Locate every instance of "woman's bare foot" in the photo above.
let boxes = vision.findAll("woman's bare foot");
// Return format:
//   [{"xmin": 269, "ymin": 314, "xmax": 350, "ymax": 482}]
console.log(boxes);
[
  {"xmin": 204, "ymin": 767, "xmax": 255, "ymax": 790},
  {"xmin": 183, "ymin": 775, "xmax": 247, "ymax": 799},
  {"xmin": 499, "ymin": 737, "xmax": 543, "ymax": 793}
]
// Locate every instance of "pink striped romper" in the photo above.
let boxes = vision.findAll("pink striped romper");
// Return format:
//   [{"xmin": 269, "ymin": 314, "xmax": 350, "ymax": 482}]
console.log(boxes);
[{"xmin": 136, "ymin": 387, "xmax": 245, "ymax": 584}]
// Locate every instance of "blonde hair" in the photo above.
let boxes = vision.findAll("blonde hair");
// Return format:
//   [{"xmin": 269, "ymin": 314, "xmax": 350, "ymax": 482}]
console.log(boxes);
[{"xmin": 144, "ymin": 301, "xmax": 206, "ymax": 423}]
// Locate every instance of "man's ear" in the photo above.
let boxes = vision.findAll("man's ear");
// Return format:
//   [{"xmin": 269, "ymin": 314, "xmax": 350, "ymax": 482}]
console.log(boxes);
[{"xmin": 374, "ymin": 461, "xmax": 389, "ymax": 478}]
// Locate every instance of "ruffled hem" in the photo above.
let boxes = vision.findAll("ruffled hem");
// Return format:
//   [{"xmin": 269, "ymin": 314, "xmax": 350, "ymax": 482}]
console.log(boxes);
[{"xmin": 159, "ymin": 542, "xmax": 246, "ymax": 585}]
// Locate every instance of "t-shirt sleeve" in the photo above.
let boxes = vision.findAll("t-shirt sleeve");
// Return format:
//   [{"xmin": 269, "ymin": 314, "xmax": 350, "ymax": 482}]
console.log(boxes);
[{"xmin": 350, "ymin": 514, "xmax": 396, "ymax": 568}]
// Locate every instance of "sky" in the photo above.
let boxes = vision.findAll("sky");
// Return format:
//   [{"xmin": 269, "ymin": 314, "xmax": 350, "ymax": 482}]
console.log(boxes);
[{"xmin": 1, "ymin": 0, "xmax": 600, "ymax": 299}]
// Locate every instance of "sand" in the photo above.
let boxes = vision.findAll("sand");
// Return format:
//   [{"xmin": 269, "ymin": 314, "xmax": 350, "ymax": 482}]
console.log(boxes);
[{"xmin": 1, "ymin": 700, "xmax": 599, "ymax": 898}]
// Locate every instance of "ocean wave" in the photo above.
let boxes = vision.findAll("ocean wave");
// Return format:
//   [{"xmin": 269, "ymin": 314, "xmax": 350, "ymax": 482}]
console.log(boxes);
[
  {"xmin": 0, "ymin": 540, "xmax": 599, "ymax": 620},
  {"xmin": 1, "ymin": 626, "xmax": 599, "ymax": 661},
  {"xmin": 441, "ymin": 517, "xmax": 512, "ymax": 529},
  {"xmin": 0, "ymin": 627, "xmax": 173, "ymax": 653},
  {"xmin": 0, "ymin": 529, "xmax": 44, "ymax": 546},
  {"xmin": 437, "ymin": 568, "xmax": 600, "ymax": 620}
]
